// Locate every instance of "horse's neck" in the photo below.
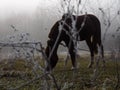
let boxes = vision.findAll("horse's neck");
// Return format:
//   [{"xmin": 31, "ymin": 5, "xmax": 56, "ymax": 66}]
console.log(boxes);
[{"xmin": 49, "ymin": 39, "xmax": 60, "ymax": 54}]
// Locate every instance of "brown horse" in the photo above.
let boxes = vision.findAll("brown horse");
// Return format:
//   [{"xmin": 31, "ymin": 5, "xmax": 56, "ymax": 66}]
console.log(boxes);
[{"xmin": 45, "ymin": 13, "xmax": 104, "ymax": 71}]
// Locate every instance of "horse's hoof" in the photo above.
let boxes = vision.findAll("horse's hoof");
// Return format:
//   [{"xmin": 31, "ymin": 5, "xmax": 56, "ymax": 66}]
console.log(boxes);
[
  {"xmin": 71, "ymin": 66, "xmax": 78, "ymax": 70},
  {"xmin": 88, "ymin": 63, "xmax": 93, "ymax": 68},
  {"xmin": 101, "ymin": 60, "xmax": 105, "ymax": 70},
  {"xmin": 88, "ymin": 61, "xmax": 94, "ymax": 68},
  {"xmin": 88, "ymin": 65, "xmax": 92, "ymax": 68}
]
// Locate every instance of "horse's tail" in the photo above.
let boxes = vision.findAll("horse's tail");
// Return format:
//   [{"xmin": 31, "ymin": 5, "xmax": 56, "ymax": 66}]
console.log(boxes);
[
  {"xmin": 93, "ymin": 35, "xmax": 104, "ymax": 58},
  {"xmin": 92, "ymin": 36, "xmax": 98, "ymax": 54}
]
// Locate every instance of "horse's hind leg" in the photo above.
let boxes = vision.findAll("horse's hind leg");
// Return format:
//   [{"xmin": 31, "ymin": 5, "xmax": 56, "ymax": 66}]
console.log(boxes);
[
  {"xmin": 98, "ymin": 42, "xmax": 105, "ymax": 68},
  {"xmin": 86, "ymin": 39, "xmax": 94, "ymax": 68}
]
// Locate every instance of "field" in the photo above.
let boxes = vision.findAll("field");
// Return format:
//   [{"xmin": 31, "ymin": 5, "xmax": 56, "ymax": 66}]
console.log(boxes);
[{"xmin": 0, "ymin": 55, "xmax": 120, "ymax": 90}]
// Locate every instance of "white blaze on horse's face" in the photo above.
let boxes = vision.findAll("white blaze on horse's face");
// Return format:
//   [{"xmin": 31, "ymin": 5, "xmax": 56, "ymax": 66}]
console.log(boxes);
[{"xmin": 91, "ymin": 36, "xmax": 93, "ymax": 43}]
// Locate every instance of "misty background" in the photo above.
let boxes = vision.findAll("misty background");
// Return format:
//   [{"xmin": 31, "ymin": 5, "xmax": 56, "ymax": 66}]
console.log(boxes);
[{"xmin": 0, "ymin": 0, "xmax": 120, "ymax": 59}]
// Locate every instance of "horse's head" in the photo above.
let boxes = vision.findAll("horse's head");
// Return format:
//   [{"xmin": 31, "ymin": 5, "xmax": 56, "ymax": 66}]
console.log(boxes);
[
  {"xmin": 45, "ymin": 39, "xmax": 59, "ymax": 71},
  {"xmin": 45, "ymin": 18, "xmax": 68, "ymax": 71}
]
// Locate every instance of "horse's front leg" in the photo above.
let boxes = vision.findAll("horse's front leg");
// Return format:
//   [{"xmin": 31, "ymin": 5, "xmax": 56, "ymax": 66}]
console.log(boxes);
[
  {"xmin": 69, "ymin": 46, "xmax": 77, "ymax": 70},
  {"xmin": 65, "ymin": 40, "xmax": 77, "ymax": 70}
]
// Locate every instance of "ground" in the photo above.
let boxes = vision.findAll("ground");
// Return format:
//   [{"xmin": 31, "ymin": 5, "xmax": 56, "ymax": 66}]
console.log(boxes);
[{"xmin": 0, "ymin": 55, "xmax": 120, "ymax": 90}]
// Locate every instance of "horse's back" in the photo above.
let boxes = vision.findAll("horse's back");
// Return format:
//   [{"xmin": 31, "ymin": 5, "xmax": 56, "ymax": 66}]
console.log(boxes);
[
  {"xmin": 77, "ymin": 14, "xmax": 101, "ymax": 41},
  {"xmin": 48, "ymin": 14, "xmax": 101, "ymax": 42}
]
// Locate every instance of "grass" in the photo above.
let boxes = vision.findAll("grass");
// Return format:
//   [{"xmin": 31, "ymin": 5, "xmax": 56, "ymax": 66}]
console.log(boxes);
[{"xmin": 0, "ymin": 55, "xmax": 120, "ymax": 90}]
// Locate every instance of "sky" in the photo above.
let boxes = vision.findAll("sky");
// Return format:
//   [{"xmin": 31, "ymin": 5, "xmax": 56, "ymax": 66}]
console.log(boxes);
[
  {"xmin": 0, "ymin": 0, "xmax": 40, "ymax": 20},
  {"xmin": 0, "ymin": 0, "xmax": 60, "ymax": 43},
  {"xmin": 0, "ymin": 0, "xmax": 118, "ymax": 19}
]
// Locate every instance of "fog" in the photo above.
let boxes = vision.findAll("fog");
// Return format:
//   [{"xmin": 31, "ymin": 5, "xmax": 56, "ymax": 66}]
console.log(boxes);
[{"xmin": 0, "ymin": 0, "xmax": 120, "ymax": 49}]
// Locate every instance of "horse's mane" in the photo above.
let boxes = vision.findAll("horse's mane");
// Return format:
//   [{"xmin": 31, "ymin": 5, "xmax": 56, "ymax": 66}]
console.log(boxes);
[{"xmin": 62, "ymin": 13, "xmax": 76, "ymax": 20}]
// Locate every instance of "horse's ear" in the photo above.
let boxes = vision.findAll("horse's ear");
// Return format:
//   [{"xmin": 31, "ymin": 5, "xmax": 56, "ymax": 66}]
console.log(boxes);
[
  {"xmin": 62, "ymin": 14, "xmax": 66, "ymax": 20},
  {"xmin": 62, "ymin": 13, "xmax": 69, "ymax": 20},
  {"xmin": 62, "ymin": 13, "xmax": 75, "ymax": 20}
]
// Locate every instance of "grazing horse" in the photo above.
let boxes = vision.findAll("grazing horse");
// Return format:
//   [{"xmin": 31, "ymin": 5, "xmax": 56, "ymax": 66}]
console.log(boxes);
[{"xmin": 45, "ymin": 13, "xmax": 104, "ymax": 71}]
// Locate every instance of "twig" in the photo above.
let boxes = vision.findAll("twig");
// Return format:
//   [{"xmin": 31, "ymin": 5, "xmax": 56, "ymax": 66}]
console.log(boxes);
[{"xmin": 8, "ymin": 73, "xmax": 49, "ymax": 90}]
